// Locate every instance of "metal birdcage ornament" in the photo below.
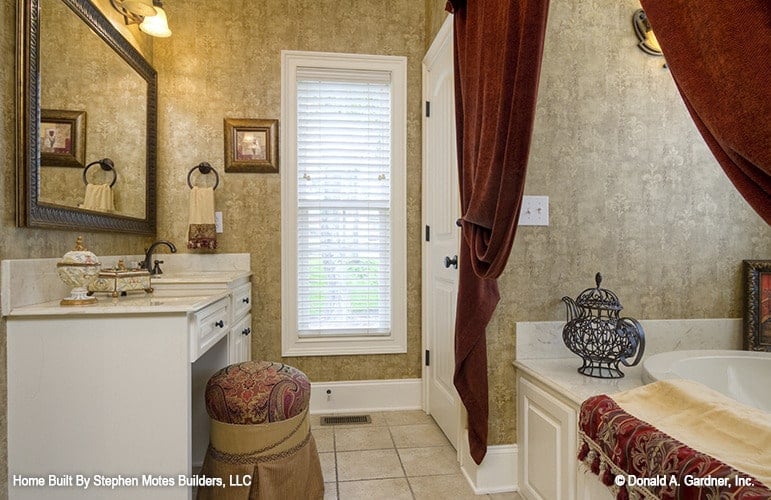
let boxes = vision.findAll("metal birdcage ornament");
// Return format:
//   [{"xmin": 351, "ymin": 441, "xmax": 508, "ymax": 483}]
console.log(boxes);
[{"xmin": 561, "ymin": 273, "xmax": 645, "ymax": 379}]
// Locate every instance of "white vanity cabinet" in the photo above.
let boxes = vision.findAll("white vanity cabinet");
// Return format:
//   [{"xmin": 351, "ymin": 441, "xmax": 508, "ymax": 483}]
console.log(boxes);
[
  {"xmin": 517, "ymin": 372, "xmax": 578, "ymax": 500},
  {"xmin": 151, "ymin": 271, "xmax": 253, "ymax": 365},
  {"xmin": 6, "ymin": 294, "xmax": 232, "ymax": 500},
  {"xmin": 515, "ymin": 359, "xmax": 642, "ymax": 500}
]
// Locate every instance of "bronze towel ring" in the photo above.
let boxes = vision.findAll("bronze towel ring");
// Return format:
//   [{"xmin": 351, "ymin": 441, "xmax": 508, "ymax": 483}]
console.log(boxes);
[
  {"xmin": 187, "ymin": 162, "xmax": 219, "ymax": 190},
  {"xmin": 82, "ymin": 158, "xmax": 117, "ymax": 187}
]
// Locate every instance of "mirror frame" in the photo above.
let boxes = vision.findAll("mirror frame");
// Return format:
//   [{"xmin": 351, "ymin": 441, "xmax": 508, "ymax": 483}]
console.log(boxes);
[{"xmin": 16, "ymin": 0, "xmax": 157, "ymax": 234}]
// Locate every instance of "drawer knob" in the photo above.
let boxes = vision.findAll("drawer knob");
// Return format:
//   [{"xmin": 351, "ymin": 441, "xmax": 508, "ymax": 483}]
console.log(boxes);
[
  {"xmin": 242, "ymin": 297, "xmax": 250, "ymax": 304},
  {"xmin": 215, "ymin": 320, "xmax": 224, "ymax": 328},
  {"xmin": 242, "ymin": 327, "xmax": 251, "ymax": 336}
]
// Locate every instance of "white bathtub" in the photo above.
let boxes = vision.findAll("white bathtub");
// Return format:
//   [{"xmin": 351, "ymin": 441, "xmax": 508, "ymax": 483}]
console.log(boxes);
[{"xmin": 642, "ymin": 349, "xmax": 771, "ymax": 413}]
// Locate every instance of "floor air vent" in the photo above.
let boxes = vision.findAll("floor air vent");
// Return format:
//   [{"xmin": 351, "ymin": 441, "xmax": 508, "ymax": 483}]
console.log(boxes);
[{"xmin": 320, "ymin": 415, "xmax": 372, "ymax": 426}]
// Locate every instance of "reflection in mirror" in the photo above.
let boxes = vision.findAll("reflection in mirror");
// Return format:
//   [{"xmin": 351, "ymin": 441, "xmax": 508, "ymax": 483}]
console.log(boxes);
[
  {"xmin": 39, "ymin": 0, "xmax": 146, "ymax": 218},
  {"xmin": 17, "ymin": 0, "xmax": 157, "ymax": 234},
  {"xmin": 81, "ymin": 158, "xmax": 117, "ymax": 212}
]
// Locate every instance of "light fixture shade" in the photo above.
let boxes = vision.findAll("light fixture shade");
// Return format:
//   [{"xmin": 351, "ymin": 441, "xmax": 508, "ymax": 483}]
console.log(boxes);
[
  {"xmin": 633, "ymin": 9, "xmax": 663, "ymax": 56},
  {"xmin": 140, "ymin": 7, "xmax": 172, "ymax": 37},
  {"xmin": 121, "ymin": 0, "xmax": 156, "ymax": 17},
  {"xmin": 644, "ymin": 30, "xmax": 661, "ymax": 53}
]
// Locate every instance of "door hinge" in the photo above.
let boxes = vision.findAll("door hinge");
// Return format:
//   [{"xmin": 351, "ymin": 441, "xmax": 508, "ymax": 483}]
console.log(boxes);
[
  {"xmin": 425, "ymin": 225, "xmax": 431, "ymax": 242},
  {"xmin": 425, "ymin": 349, "xmax": 430, "ymax": 366},
  {"xmin": 425, "ymin": 101, "xmax": 431, "ymax": 118}
]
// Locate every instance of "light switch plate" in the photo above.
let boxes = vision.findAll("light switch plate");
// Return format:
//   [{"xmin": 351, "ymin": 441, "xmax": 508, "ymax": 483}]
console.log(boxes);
[
  {"xmin": 518, "ymin": 195, "xmax": 549, "ymax": 226},
  {"xmin": 214, "ymin": 211, "xmax": 223, "ymax": 233}
]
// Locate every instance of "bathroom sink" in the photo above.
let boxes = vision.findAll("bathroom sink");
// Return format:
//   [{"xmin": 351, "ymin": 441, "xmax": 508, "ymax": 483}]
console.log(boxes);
[
  {"xmin": 103, "ymin": 294, "xmax": 221, "ymax": 308},
  {"xmin": 149, "ymin": 270, "xmax": 251, "ymax": 297},
  {"xmin": 152, "ymin": 271, "xmax": 222, "ymax": 280},
  {"xmin": 152, "ymin": 271, "xmax": 248, "ymax": 283},
  {"xmin": 144, "ymin": 296, "xmax": 207, "ymax": 306}
]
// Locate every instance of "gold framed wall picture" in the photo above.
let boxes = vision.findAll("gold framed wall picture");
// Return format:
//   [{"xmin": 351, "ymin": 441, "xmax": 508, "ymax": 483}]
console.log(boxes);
[
  {"xmin": 40, "ymin": 109, "xmax": 86, "ymax": 167},
  {"xmin": 224, "ymin": 118, "xmax": 279, "ymax": 173},
  {"xmin": 743, "ymin": 259, "xmax": 771, "ymax": 352}
]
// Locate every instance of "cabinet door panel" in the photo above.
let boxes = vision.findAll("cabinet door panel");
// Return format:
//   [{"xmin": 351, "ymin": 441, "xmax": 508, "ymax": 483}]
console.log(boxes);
[
  {"xmin": 230, "ymin": 313, "xmax": 252, "ymax": 364},
  {"xmin": 518, "ymin": 376, "xmax": 577, "ymax": 500}
]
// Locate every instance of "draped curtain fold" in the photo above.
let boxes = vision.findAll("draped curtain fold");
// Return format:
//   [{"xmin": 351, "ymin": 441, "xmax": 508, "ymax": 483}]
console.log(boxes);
[
  {"xmin": 639, "ymin": 0, "xmax": 771, "ymax": 224},
  {"xmin": 446, "ymin": 0, "xmax": 550, "ymax": 464}
]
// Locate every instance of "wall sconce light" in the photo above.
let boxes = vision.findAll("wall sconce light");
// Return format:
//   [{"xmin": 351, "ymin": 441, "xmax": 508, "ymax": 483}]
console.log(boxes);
[
  {"xmin": 110, "ymin": 0, "xmax": 172, "ymax": 38},
  {"xmin": 632, "ymin": 9, "xmax": 661, "ymax": 56}
]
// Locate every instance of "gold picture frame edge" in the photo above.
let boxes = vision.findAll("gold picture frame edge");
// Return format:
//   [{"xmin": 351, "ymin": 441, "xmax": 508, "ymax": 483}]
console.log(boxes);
[
  {"xmin": 223, "ymin": 117, "xmax": 279, "ymax": 173},
  {"xmin": 743, "ymin": 259, "xmax": 771, "ymax": 352},
  {"xmin": 40, "ymin": 108, "xmax": 86, "ymax": 168}
]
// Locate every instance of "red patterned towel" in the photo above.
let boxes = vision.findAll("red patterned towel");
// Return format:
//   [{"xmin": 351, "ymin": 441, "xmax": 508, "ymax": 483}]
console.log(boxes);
[{"xmin": 578, "ymin": 393, "xmax": 771, "ymax": 499}]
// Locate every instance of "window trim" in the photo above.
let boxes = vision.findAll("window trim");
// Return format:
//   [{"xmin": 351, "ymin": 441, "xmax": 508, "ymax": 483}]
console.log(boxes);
[{"xmin": 280, "ymin": 50, "xmax": 407, "ymax": 356}]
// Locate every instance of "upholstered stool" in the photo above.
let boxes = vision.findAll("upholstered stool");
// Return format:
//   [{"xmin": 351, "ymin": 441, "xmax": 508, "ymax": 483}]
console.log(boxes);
[{"xmin": 197, "ymin": 361, "xmax": 324, "ymax": 500}]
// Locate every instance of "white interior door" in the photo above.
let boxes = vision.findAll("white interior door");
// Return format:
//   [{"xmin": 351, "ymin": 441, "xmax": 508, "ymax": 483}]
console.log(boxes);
[{"xmin": 422, "ymin": 16, "xmax": 461, "ymax": 449}]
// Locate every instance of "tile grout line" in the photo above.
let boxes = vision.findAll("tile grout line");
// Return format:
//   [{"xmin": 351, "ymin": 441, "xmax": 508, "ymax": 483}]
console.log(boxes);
[
  {"xmin": 389, "ymin": 421, "xmax": 417, "ymax": 500},
  {"xmin": 333, "ymin": 424, "xmax": 340, "ymax": 499},
  {"xmin": 324, "ymin": 412, "xmax": 495, "ymax": 499}
]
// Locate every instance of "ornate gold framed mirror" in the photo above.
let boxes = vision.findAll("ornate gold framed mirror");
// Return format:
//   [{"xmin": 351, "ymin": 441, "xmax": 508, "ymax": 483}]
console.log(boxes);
[{"xmin": 17, "ymin": 0, "xmax": 157, "ymax": 234}]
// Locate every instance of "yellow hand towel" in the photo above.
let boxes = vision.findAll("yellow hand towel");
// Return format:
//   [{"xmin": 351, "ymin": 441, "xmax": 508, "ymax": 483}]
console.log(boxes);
[
  {"xmin": 80, "ymin": 183, "xmax": 115, "ymax": 212},
  {"xmin": 187, "ymin": 186, "xmax": 217, "ymax": 249}
]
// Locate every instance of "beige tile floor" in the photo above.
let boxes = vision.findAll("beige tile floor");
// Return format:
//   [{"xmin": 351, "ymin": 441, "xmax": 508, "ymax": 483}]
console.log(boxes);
[{"xmin": 311, "ymin": 410, "xmax": 523, "ymax": 500}]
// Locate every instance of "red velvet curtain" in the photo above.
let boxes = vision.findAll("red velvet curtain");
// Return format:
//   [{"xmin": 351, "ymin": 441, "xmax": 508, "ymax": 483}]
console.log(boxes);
[
  {"xmin": 446, "ymin": 0, "xmax": 550, "ymax": 464},
  {"xmin": 640, "ymin": 0, "xmax": 771, "ymax": 223}
]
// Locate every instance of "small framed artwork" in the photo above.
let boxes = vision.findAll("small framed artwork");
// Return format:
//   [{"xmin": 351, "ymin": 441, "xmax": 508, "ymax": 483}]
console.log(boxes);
[
  {"xmin": 743, "ymin": 260, "xmax": 771, "ymax": 352},
  {"xmin": 224, "ymin": 118, "xmax": 279, "ymax": 173},
  {"xmin": 40, "ymin": 109, "xmax": 86, "ymax": 168}
]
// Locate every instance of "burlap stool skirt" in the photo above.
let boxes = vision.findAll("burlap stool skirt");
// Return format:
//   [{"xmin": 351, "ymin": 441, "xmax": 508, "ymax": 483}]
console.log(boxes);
[{"xmin": 197, "ymin": 361, "xmax": 324, "ymax": 500}]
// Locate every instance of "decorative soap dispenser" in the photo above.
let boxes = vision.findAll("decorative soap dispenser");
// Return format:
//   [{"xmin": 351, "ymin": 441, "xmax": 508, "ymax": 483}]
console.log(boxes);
[
  {"xmin": 561, "ymin": 273, "xmax": 645, "ymax": 378},
  {"xmin": 56, "ymin": 236, "xmax": 101, "ymax": 305}
]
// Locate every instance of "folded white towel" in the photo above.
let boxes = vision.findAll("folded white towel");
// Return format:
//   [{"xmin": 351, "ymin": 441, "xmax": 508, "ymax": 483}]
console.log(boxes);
[
  {"xmin": 80, "ymin": 183, "xmax": 115, "ymax": 212},
  {"xmin": 187, "ymin": 186, "xmax": 217, "ymax": 249}
]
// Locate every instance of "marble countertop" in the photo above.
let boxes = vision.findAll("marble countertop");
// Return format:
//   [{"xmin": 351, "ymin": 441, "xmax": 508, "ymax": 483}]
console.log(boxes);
[
  {"xmin": 1, "ymin": 253, "xmax": 251, "ymax": 316},
  {"xmin": 513, "ymin": 318, "xmax": 743, "ymax": 408},
  {"xmin": 6, "ymin": 291, "xmax": 230, "ymax": 317},
  {"xmin": 515, "ymin": 358, "xmax": 645, "ymax": 407}
]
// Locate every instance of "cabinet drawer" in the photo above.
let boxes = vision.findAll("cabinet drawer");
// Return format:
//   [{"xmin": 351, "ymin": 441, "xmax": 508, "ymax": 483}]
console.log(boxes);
[
  {"xmin": 233, "ymin": 313, "xmax": 252, "ymax": 338},
  {"xmin": 231, "ymin": 282, "xmax": 252, "ymax": 321},
  {"xmin": 229, "ymin": 313, "xmax": 252, "ymax": 364},
  {"xmin": 190, "ymin": 297, "xmax": 230, "ymax": 362}
]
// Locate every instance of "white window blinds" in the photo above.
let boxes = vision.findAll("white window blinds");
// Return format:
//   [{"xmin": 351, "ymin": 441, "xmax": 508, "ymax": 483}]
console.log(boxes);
[{"xmin": 295, "ymin": 68, "xmax": 392, "ymax": 336}]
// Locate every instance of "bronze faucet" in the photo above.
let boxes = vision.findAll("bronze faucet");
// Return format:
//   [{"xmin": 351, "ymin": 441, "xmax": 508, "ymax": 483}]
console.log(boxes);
[{"xmin": 143, "ymin": 240, "xmax": 177, "ymax": 275}]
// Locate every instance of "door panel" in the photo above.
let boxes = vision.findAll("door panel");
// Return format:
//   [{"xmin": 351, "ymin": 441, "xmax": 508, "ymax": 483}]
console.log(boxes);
[{"xmin": 422, "ymin": 16, "xmax": 461, "ymax": 449}]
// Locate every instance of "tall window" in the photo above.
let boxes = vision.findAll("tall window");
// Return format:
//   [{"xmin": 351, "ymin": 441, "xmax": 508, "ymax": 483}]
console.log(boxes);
[{"xmin": 281, "ymin": 51, "xmax": 407, "ymax": 356}]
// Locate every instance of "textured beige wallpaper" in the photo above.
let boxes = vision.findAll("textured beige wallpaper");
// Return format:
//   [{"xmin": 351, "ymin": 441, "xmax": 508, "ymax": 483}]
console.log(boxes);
[{"xmin": 426, "ymin": 0, "xmax": 448, "ymax": 49}]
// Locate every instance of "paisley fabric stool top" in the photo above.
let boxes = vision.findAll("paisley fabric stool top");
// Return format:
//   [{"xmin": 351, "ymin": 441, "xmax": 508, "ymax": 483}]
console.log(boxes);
[{"xmin": 205, "ymin": 361, "xmax": 311, "ymax": 425}]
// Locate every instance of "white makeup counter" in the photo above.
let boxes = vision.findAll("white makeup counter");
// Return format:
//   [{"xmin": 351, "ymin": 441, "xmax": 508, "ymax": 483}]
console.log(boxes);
[{"xmin": 2, "ymin": 254, "xmax": 252, "ymax": 500}]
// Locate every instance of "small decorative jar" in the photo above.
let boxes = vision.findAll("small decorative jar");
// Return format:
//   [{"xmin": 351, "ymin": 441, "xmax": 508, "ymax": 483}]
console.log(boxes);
[
  {"xmin": 561, "ymin": 273, "xmax": 645, "ymax": 378},
  {"xmin": 56, "ymin": 236, "xmax": 101, "ymax": 305}
]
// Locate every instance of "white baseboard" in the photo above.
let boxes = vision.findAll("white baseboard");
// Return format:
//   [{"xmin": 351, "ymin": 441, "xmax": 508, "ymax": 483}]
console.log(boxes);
[
  {"xmin": 458, "ymin": 430, "xmax": 519, "ymax": 494},
  {"xmin": 309, "ymin": 378, "xmax": 422, "ymax": 414}
]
